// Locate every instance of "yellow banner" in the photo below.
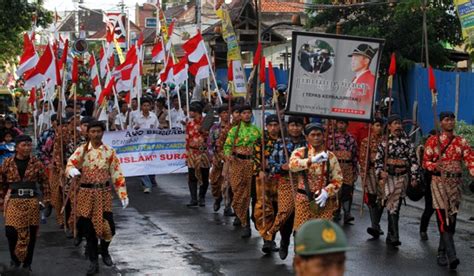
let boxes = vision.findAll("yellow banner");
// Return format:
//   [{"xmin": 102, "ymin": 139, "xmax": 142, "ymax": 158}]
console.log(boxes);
[
  {"xmin": 114, "ymin": 38, "xmax": 125, "ymax": 64},
  {"xmin": 454, "ymin": 0, "xmax": 474, "ymax": 43},
  {"xmin": 216, "ymin": 7, "xmax": 242, "ymax": 61}
]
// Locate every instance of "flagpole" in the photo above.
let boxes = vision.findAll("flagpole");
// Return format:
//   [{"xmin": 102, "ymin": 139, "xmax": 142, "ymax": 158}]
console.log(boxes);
[
  {"xmin": 167, "ymin": 86, "xmax": 172, "ymax": 129},
  {"xmin": 185, "ymin": 78, "xmax": 190, "ymax": 118}
]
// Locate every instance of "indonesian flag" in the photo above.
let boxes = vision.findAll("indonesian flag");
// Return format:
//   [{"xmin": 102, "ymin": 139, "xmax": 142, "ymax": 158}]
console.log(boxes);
[
  {"xmin": 16, "ymin": 33, "xmax": 39, "ymax": 77},
  {"xmin": 189, "ymin": 55, "xmax": 209, "ymax": 82},
  {"xmin": 172, "ymin": 56, "xmax": 188, "ymax": 86},
  {"xmin": 24, "ymin": 43, "xmax": 57, "ymax": 90},
  {"xmin": 160, "ymin": 56, "xmax": 174, "ymax": 83},
  {"xmin": 114, "ymin": 45, "xmax": 139, "ymax": 92},
  {"xmin": 182, "ymin": 31, "xmax": 207, "ymax": 63},
  {"xmin": 99, "ymin": 45, "xmax": 115, "ymax": 78},
  {"xmin": 151, "ymin": 39, "xmax": 165, "ymax": 63},
  {"xmin": 89, "ymin": 53, "xmax": 102, "ymax": 100},
  {"xmin": 98, "ymin": 76, "xmax": 115, "ymax": 105}
]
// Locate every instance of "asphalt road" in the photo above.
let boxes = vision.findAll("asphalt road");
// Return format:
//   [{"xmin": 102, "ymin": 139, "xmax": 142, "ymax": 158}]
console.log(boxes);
[{"xmin": 1, "ymin": 173, "xmax": 473, "ymax": 275}]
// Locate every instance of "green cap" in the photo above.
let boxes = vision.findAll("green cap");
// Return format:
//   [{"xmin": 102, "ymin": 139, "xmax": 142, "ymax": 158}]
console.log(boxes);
[{"xmin": 294, "ymin": 219, "xmax": 350, "ymax": 256}]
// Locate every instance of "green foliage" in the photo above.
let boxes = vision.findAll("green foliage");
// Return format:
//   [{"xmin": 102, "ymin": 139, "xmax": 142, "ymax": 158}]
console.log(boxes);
[
  {"xmin": 455, "ymin": 121, "xmax": 474, "ymax": 191},
  {"xmin": 0, "ymin": 0, "xmax": 53, "ymax": 64},
  {"xmin": 307, "ymin": 0, "xmax": 462, "ymax": 73}
]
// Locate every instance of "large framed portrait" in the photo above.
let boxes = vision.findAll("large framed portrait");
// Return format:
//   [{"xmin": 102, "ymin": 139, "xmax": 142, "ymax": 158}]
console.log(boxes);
[{"xmin": 286, "ymin": 31, "xmax": 384, "ymax": 121}]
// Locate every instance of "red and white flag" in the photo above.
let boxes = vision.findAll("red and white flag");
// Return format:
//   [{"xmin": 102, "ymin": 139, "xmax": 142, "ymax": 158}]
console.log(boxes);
[
  {"xmin": 114, "ymin": 45, "xmax": 139, "ymax": 92},
  {"xmin": 16, "ymin": 33, "xmax": 39, "ymax": 77},
  {"xmin": 172, "ymin": 56, "xmax": 188, "ymax": 86},
  {"xmin": 24, "ymin": 43, "xmax": 57, "ymax": 89},
  {"xmin": 189, "ymin": 55, "xmax": 209, "ymax": 82},
  {"xmin": 151, "ymin": 39, "xmax": 165, "ymax": 63},
  {"xmin": 160, "ymin": 56, "xmax": 174, "ymax": 83},
  {"xmin": 98, "ymin": 76, "xmax": 115, "ymax": 105},
  {"xmin": 89, "ymin": 53, "xmax": 102, "ymax": 100},
  {"xmin": 182, "ymin": 31, "xmax": 207, "ymax": 63}
]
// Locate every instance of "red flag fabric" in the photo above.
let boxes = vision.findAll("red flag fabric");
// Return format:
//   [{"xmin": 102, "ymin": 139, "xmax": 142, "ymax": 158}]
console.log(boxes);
[
  {"xmin": 160, "ymin": 57, "xmax": 175, "ymax": 83},
  {"xmin": 172, "ymin": 56, "xmax": 188, "ymax": 85},
  {"xmin": 259, "ymin": 56, "xmax": 266, "ymax": 83},
  {"xmin": 24, "ymin": 43, "xmax": 57, "ymax": 89},
  {"xmin": 16, "ymin": 33, "xmax": 39, "ymax": 76},
  {"xmin": 268, "ymin": 61, "xmax": 277, "ymax": 89},
  {"xmin": 227, "ymin": 59, "xmax": 233, "ymax": 82},
  {"xmin": 189, "ymin": 55, "xmax": 209, "ymax": 82},
  {"xmin": 428, "ymin": 66, "xmax": 436, "ymax": 91},
  {"xmin": 182, "ymin": 31, "xmax": 206, "ymax": 62},
  {"xmin": 124, "ymin": 91, "xmax": 130, "ymax": 104},
  {"xmin": 28, "ymin": 87, "xmax": 36, "ymax": 105},
  {"xmin": 151, "ymin": 39, "xmax": 165, "ymax": 63},
  {"xmin": 253, "ymin": 42, "xmax": 262, "ymax": 67},
  {"xmin": 167, "ymin": 19, "xmax": 176, "ymax": 39},
  {"xmin": 388, "ymin": 53, "xmax": 396, "ymax": 76},
  {"xmin": 60, "ymin": 39, "xmax": 69, "ymax": 67},
  {"xmin": 98, "ymin": 76, "xmax": 115, "ymax": 105},
  {"xmin": 72, "ymin": 56, "xmax": 79, "ymax": 84},
  {"xmin": 106, "ymin": 27, "xmax": 114, "ymax": 43}
]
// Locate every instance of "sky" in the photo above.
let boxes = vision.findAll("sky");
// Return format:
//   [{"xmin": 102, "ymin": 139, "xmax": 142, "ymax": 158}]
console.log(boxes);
[{"xmin": 44, "ymin": 0, "xmax": 150, "ymax": 22}]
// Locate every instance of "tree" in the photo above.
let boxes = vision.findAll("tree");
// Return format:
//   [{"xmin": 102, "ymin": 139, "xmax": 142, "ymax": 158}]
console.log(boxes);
[
  {"xmin": 0, "ymin": 0, "xmax": 53, "ymax": 64},
  {"xmin": 306, "ymin": 0, "xmax": 462, "ymax": 72}
]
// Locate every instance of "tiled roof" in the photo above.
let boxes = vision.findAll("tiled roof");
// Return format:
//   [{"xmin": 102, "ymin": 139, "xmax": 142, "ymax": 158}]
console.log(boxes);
[{"xmin": 261, "ymin": 0, "xmax": 304, "ymax": 13}]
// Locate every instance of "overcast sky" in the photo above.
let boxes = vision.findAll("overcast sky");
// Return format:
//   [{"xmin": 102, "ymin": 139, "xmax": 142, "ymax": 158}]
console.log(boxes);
[{"xmin": 44, "ymin": 0, "xmax": 150, "ymax": 22}]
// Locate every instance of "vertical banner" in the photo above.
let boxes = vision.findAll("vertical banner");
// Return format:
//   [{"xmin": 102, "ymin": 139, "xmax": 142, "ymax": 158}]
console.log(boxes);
[
  {"xmin": 454, "ymin": 0, "xmax": 474, "ymax": 44},
  {"xmin": 107, "ymin": 12, "xmax": 127, "ymax": 49},
  {"xmin": 286, "ymin": 32, "xmax": 384, "ymax": 122},
  {"xmin": 216, "ymin": 6, "xmax": 247, "ymax": 96}
]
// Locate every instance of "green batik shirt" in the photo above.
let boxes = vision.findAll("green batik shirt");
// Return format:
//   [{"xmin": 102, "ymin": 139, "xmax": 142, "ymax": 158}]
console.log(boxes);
[{"xmin": 224, "ymin": 121, "xmax": 261, "ymax": 156}]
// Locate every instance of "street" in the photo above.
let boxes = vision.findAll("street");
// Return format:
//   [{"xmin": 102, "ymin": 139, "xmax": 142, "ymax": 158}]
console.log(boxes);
[{"xmin": 1, "ymin": 174, "xmax": 473, "ymax": 275}]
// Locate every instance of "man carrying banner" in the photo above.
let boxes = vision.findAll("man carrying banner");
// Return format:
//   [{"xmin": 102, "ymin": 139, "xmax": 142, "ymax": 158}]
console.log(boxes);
[
  {"xmin": 185, "ymin": 102, "xmax": 211, "ymax": 207},
  {"xmin": 329, "ymin": 120, "xmax": 358, "ymax": 224},
  {"xmin": 375, "ymin": 114, "xmax": 419, "ymax": 247},
  {"xmin": 224, "ymin": 104, "xmax": 261, "ymax": 238},
  {"xmin": 289, "ymin": 123, "xmax": 343, "ymax": 231},
  {"xmin": 208, "ymin": 105, "xmax": 231, "ymax": 212},
  {"xmin": 1, "ymin": 135, "xmax": 49, "ymax": 272},
  {"xmin": 254, "ymin": 114, "xmax": 281, "ymax": 254},
  {"xmin": 66, "ymin": 120, "xmax": 129, "ymax": 275},
  {"xmin": 422, "ymin": 111, "xmax": 474, "ymax": 270},
  {"xmin": 359, "ymin": 118, "xmax": 384, "ymax": 238},
  {"xmin": 267, "ymin": 116, "xmax": 306, "ymax": 260}
]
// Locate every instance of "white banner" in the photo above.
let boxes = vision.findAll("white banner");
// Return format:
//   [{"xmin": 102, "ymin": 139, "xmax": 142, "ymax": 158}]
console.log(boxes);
[{"xmin": 103, "ymin": 128, "xmax": 187, "ymax": 177}]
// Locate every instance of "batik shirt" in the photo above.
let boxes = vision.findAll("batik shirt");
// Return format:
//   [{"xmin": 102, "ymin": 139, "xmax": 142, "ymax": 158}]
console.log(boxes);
[
  {"xmin": 359, "ymin": 134, "xmax": 383, "ymax": 178},
  {"xmin": 328, "ymin": 132, "xmax": 358, "ymax": 169},
  {"xmin": 37, "ymin": 127, "xmax": 56, "ymax": 166},
  {"xmin": 422, "ymin": 133, "xmax": 474, "ymax": 175},
  {"xmin": 186, "ymin": 117, "xmax": 210, "ymax": 169},
  {"xmin": 65, "ymin": 143, "xmax": 128, "ymax": 200},
  {"xmin": 224, "ymin": 122, "xmax": 261, "ymax": 156},
  {"xmin": 375, "ymin": 134, "xmax": 419, "ymax": 181},
  {"xmin": 52, "ymin": 125, "xmax": 74, "ymax": 168},
  {"xmin": 269, "ymin": 136, "xmax": 306, "ymax": 175},
  {"xmin": 207, "ymin": 121, "xmax": 231, "ymax": 158},
  {"xmin": 253, "ymin": 131, "xmax": 279, "ymax": 175}
]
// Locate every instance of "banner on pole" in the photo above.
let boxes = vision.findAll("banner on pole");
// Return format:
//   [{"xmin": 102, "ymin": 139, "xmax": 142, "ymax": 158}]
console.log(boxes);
[
  {"xmin": 103, "ymin": 128, "xmax": 187, "ymax": 177},
  {"xmin": 454, "ymin": 0, "xmax": 474, "ymax": 44},
  {"xmin": 286, "ymin": 32, "xmax": 384, "ymax": 122}
]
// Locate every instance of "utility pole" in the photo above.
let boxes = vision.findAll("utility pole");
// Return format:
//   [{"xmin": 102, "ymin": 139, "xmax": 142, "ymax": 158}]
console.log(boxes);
[{"xmin": 196, "ymin": 0, "xmax": 202, "ymax": 30}]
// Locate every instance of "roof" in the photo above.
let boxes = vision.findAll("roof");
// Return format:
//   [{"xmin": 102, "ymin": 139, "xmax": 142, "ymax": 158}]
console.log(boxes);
[
  {"xmin": 57, "ymin": 10, "xmax": 104, "ymax": 33},
  {"xmin": 261, "ymin": 0, "xmax": 304, "ymax": 13}
]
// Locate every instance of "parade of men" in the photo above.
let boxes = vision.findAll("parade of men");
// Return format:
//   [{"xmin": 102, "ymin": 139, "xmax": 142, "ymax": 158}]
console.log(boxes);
[{"xmin": 1, "ymin": 1, "xmax": 474, "ymax": 275}]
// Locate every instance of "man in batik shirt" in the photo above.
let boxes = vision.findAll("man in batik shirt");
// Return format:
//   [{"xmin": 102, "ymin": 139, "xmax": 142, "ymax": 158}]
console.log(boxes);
[
  {"xmin": 224, "ymin": 104, "xmax": 261, "ymax": 238},
  {"xmin": 375, "ymin": 114, "xmax": 419, "ymax": 248},
  {"xmin": 253, "ymin": 114, "xmax": 280, "ymax": 254},
  {"xmin": 208, "ymin": 105, "xmax": 231, "ymax": 212},
  {"xmin": 423, "ymin": 111, "xmax": 474, "ymax": 270},
  {"xmin": 185, "ymin": 102, "xmax": 210, "ymax": 207},
  {"xmin": 267, "ymin": 116, "xmax": 306, "ymax": 260},
  {"xmin": 66, "ymin": 120, "xmax": 129, "ymax": 275},
  {"xmin": 359, "ymin": 118, "xmax": 384, "ymax": 238},
  {"xmin": 289, "ymin": 123, "xmax": 343, "ymax": 231},
  {"xmin": 328, "ymin": 119, "xmax": 358, "ymax": 224},
  {"xmin": 1, "ymin": 135, "xmax": 49, "ymax": 272}
]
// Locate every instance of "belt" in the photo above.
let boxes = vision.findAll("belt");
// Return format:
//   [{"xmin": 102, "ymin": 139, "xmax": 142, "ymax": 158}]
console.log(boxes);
[
  {"xmin": 388, "ymin": 171, "xmax": 408, "ymax": 177},
  {"xmin": 233, "ymin": 153, "xmax": 253, "ymax": 160},
  {"xmin": 297, "ymin": 188, "xmax": 308, "ymax": 195},
  {"xmin": 190, "ymin": 146, "xmax": 207, "ymax": 151},
  {"xmin": 9, "ymin": 181, "xmax": 36, "ymax": 190},
  {"xmin": 80, "ymin": 182, "xmax": 110, "ymax": 189},
  {"xmin": 338, "ymin": 160, "xmax": 352, "ymax": 164},
  {"xmin": 432, "ymin": 172, "xmax": 462, "ymax": 178},
  {"xmin": 10, "ymin": 188, "xmax": 36, "ymax": 198}
]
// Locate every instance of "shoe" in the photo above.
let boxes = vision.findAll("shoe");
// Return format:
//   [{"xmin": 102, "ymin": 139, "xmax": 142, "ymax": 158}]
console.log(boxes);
[
  {"xmin": 420, "ymin": 232, "xmax": 428, "ymax": 241},
  {"xmin": 233, "ymin": 217, "xmax": 241, "ymax": 226},
  {"xmin": 102, "ymin": 254, "xmax": 114, "ymax": 267},
  {"xmin": 22, "ymin": 265, "xmax": 32, "ymax": 272},
  {"xmin": 74, "ymin": 236, "xmax": 83, "ymax": 247},
  {"xmin": 437, "ymin": 254, "xmax": 448, "ymax": 266},
  {"xmin": 213, "ymin": 198, "xmax": 222, "ymax": 212},
  {"xmin": 144, "ymin": 188, "xmax": 151, "ymax": 194},
  {"xmin": 279, "ymin": 243, "xmax": 289, "ymax": 260},
  {"xmin": 261, "ymin": 240, "xmax": 273, "ymax": 254},
  {"xmin": 241, "ymin": 226, "xmax": 251, "ymax": 238},
  {"xmin": 333, "ymin": 212, "xmax": 341, "ymax": 222},
  {"xmin": 223, "ymin": 206, "xmax": 235, "ymax": 217},
  {"xmin": 367, "ymin": 227, "xmax": 380, "ymax": 239},
  {"xmin": 271, "ymin": 241, "xmax": 279, "ymax": 252},
  {"xmin": 449, "ymin": 258, "xmax": 460, "ymax": 270},
  {"xmin": 198, "ymin": 198, "xmax": 205, "ymax": 207},
  {"xmin": 65, "ymin": 229, "xmax": 74, "ymax": 239},
  {"xmin": 344, "ymin": 213, "xmax": 355, "ymax": 225},
  {"xmin": 10, "ymin": 260, "xmax": 20, "ymax": 268},
  {"xmin": 386, "ymin": 238, "xmax": 401, "ymax": 247},
  {"xmin": 86, "ymin": 261, "xmax": 99, "ymax": 275},
  {"xmin": 186, "ymin": 200, "xmax": 198, "ymax": 207}
]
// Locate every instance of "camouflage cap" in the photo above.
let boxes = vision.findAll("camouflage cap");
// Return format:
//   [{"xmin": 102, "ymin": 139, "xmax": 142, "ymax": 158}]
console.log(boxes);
[{"xmin": 294, "ymin": 219, "xmax": 351, "ymax": 256}]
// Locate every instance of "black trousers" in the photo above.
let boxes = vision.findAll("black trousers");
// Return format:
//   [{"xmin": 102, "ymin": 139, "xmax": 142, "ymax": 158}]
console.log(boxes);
[
  {"xmin": 279, "ymin": 211, "xmax": 295, "ymax": 248},
  {"xmin": 435, "ymin": 209, "xmax": 458, "ymax": 260},
  {"xmin": 420, "ymin": 172, "xmax": 434, "ymax": 233},
  {"xmin": 78, "ymin": 212, "xmax": 115, "ymax": 262},
  {"xmin": 5, "ymin": 225, "xmax": 38, "ymax": 266},
  {"xmin": 188, "ymin": 168, "xmax": 210, "ymax": 202}
]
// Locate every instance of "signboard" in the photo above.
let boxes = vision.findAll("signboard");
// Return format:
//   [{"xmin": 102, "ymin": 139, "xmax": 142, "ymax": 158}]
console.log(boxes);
[
  {"xmin": 454, "ymin": 0, "xmax": 474, "ymax": 44},
  {"xmin": 103, "ymin": 128, "xmax": 187, "ymax": 177},
  {"xmin": 287, "ymin": 32, "xmax": 384, "ymax": 122},
  {"xmin": 145, "ymin": 17, "xmax": 157, "ymax": 28}
]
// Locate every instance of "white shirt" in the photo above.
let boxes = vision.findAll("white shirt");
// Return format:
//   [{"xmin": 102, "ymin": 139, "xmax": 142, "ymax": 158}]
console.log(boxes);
[
  {"xmin": 133, "ymin": 111, "xmax": 159, "ymax": 129},
  {"xmin": 37, "ymin": 111, "xmax": 55, "ymax": 132},
  {"xmin": 167, "ymin": 108, "xmax": 186, "ymax": 129},
  {"xmin": 115, "ymin": 112, "xmax": 128, "ymax": 130}
]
